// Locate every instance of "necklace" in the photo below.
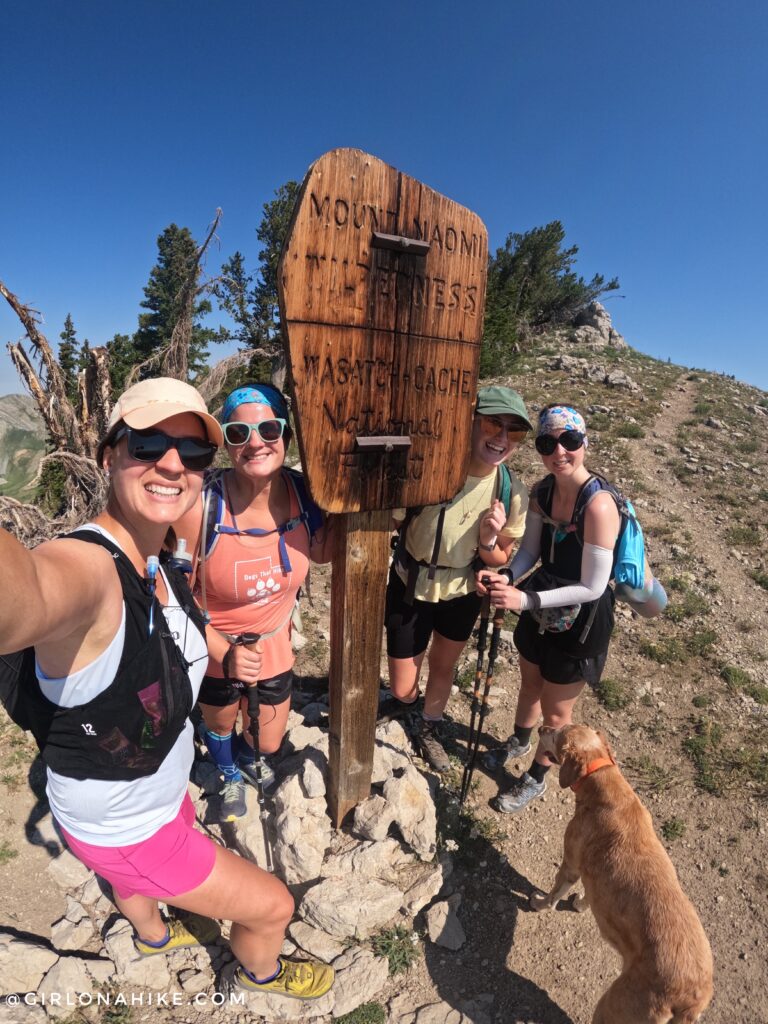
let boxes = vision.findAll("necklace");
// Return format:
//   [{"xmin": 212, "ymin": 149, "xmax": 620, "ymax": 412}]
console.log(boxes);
[{"xmin": 453, "ymin": 484, "xmax": 473, "ymax": 525}]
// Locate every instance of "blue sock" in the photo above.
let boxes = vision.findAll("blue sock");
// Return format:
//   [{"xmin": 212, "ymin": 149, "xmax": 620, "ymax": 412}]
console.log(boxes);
[
  {"xmin": 233, "ymin": 731, "xmax": 256, "ymax": 766},
  {"xmin": 203, "ymin": 729, "xmax": 241, "ymax": 781},
  {"xmin": 242, "ymin": 959, "xmax": 283, "ymax": 984}
]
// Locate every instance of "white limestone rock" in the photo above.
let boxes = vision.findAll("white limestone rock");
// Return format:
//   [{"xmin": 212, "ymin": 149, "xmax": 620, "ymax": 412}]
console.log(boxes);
[
  {"xmin": 0, "ymin": 1004, "xmax": 47, "ymax": 1023},
  {"xmin": 38, "ymin": 956, "xmax": 96, "ymax": 1009},
  {"xmin": 320, "ymin": 838, "xmax": 413, "ymax": 883},
  {"xmin": 330, "ymin": 946, "xmax": 389, "ymax": 1018},
  {"xmin": 425, "ymin": 899, "xmax": 466, "ymax": 950},
  {"xmin": 63, "ymin": 895, "xmax": 88, "ymax": 924},
  {"xmin": 0, "ymin": 936, "xmax": 58, "ymax": 993},
  {"xmin": 301, "ymin": 756, "xmax": 326, "ymax": 798},
  {"xmin": 288, "ymin": 920, "xmax": 345, "ymax": 962},
  {"xmin": 103, "ymin": 919, "xmax": 172, "ymax": 989},
  {"xmin": 47, "ymin": 850, "xmax": 92, "ymax": 890},
  {"xmin": 51, "ymin": 914, "xmax": 95, "ymax": 951},
  {"xmin": 178, "ymin": 968, "xmax": 210, "ymax": 994},
  {"xmin": 383, "ymin": 766, "xmax": 437, "ymax": 860},
  {"xmin": 300, "ymin": 876, "xmax": 402, "ymax": 940},
  {"xmin": 256, "ymin": 771, "xmax": 332, "ymax": 884},
  {"xmin": 371, "ymin": 720, "xmax": 413, "ymax": 784},
  {"xmin": 351, "ymin": 794, "xmax": 392, "ymax": 843},
  {"xmin": 400, "ymin": 857, "xmax": 451, "ymax": 916}
]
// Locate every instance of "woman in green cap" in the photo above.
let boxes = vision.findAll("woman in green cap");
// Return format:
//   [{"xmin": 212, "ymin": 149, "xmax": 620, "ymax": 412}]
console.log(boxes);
[{"xmin": 383, "ymin": 386, "xmax": 531, "ymax": 771}]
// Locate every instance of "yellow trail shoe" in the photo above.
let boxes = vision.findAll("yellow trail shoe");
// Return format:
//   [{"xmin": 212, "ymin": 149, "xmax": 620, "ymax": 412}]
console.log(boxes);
[
  {"xmin": 135, "ymin": 914, "xmax": 221, "ymax": 956},
  {"xmin": 235, "ymin": 957, "xmax": 334, "ymax": 999}
]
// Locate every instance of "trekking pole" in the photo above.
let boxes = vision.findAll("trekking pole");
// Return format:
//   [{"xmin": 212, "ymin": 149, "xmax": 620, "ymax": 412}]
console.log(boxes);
[
  {"xmin": 459, "ymin": 591, "xmax": 491, "ymax": 804},
  {"xmin": 233, "ymin": 632, "xmax": 274, "ymax": 873},
  {"xmin": 460, "ymin": 602, "xmax": 506, "ymax": 806}
]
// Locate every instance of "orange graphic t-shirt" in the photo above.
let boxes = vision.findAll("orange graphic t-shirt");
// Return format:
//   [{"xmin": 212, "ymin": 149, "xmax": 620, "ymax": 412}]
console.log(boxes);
[{"xmin": 197, "ymin": 476, "xmax": 310, "ymax": 681}]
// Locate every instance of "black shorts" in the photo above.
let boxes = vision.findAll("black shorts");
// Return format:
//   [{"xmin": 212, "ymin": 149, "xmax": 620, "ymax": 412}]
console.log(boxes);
[
  {"xmin": 385, "ymin": 568, "xmax": 482, "ymax": 659},
  {"xmin": 513, "ymin": 612, "xmax": 609, "ymax": 686},
  {"xmin": 198, "ymin": 669, "xmax": 293, "ymax": 708}
]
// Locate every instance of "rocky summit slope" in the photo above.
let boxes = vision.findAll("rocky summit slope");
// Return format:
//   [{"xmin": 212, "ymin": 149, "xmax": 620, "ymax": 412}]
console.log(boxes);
[
  {"xmin": 1, "ymin": 343, "xmax": 767, "ymax": 1024},
  {"xmin": 0, "ymin": 394, "xmax": 45, "ymax": 500}
]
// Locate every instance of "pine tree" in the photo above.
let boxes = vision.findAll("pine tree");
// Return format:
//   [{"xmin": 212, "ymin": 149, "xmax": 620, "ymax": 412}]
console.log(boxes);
[
  {"xmin": 106, "ymin": 333, "xmax": 137, "ymax": 394},
  {"xmin": 481, "ymin": 221, "xmax": 619, "ymax": 375},
  {"xmin": 78, "ymin": 337, "xmax": 91, "ymax": 375},
  {"xmin": 58, "ymin": 314, "xmax": 79, "ymax": 404},
  {"xmin": 134, "ymin": 223, "xmax": 219, "ymax": 380}
]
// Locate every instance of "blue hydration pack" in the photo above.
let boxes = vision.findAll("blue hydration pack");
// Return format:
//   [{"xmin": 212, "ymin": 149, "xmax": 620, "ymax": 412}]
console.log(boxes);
[{"xmin": 536, "ymin": 471, "xmax": 659, "ymax": 598}]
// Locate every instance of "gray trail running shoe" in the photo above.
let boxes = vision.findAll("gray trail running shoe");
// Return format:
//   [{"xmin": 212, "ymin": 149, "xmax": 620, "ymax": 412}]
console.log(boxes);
[
  {"xmin": 482, "ymin": 735, "xmax": 532, "ymax": 771},
  {"xmin": 414, "ymin": 718, "xmax": 451, "ymax": 773},
  {"xmin": 220, "ymin": 778, "xmax": 248, "ymax": 821},
  {"xmin": 238, "ymin": 756, "xmax": 277, "ymax": 792},
  {"xmin": 492, "ymin": 771, "xmax": 546, "ymax": 813}
]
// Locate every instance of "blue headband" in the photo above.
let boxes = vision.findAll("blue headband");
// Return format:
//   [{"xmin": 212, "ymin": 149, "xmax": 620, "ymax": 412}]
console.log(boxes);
[{"xmin": 221, "ymin": 385, "xmax": 288, "ymax": 424}]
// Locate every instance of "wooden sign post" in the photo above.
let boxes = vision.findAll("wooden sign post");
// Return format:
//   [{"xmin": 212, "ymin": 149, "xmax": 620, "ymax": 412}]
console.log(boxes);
[{"xmin": 278, "ymin": 149, "xmax": 488, "ymax": 825}]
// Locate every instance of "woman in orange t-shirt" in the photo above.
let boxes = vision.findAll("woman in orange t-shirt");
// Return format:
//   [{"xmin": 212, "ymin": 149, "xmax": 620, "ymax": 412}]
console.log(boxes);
[{"xmin": 175, "ymin": 384, "xmax": 332, "ymax": 823}]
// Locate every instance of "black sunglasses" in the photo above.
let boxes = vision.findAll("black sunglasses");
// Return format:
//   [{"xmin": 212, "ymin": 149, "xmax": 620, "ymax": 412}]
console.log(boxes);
[
  {"xmin": 535, "ymin": 429, "xmax": 585, "ymax": 456},
  {"xmin": 112, "ymin": 426, "xmax": 217, "ymax": 471},
  {"xmin": 222, "ymin": 418, "xmax": 287, "ymax": 446}
]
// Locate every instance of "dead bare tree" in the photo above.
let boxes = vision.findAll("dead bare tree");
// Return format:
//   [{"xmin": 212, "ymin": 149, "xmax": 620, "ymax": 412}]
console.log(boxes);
[
  {"xmin": 1, "ymin": 208, "xmax": 251, "ymax": 542},
  {"xmin": 1, "ymin": 280, "xmax": 110, "ymax": 539}
]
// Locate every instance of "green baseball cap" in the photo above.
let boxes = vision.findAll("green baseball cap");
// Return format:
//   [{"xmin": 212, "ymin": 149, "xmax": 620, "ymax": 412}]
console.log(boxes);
[{"xmin": 475, "ymin": 386, "xmax": 532, "ymax": 430}]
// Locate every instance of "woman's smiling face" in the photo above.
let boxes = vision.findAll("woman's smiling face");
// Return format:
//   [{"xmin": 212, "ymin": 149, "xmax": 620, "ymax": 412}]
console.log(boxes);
[
  {"xmin": 537, "ymin": 428, "xmax": 587, "ymax": 477},
  {"xmin": 104, "ymin": 412, "xmax": 207, "ymax": 526},
  {"xmin": 470, "ymin": 414, "xmax": 528, "ymax": 468},
  {"xmin": 225, "ymin": 402, "xmax": 286, "ymax": 482}
]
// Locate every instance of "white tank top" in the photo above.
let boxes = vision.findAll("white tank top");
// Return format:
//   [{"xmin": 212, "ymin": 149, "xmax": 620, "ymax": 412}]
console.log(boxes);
[{"xmin": 40, "ymin": 525, "xmax": 207, "ymax": 846}]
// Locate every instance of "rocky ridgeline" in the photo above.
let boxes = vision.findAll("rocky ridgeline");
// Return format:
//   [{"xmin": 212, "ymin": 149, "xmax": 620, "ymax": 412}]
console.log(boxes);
[{"xmin": 0, "ymin": 704, "xmax": 489, "ymax": 1024}]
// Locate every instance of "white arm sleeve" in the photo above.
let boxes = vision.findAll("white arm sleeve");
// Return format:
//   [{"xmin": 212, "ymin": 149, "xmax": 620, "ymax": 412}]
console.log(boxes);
[
  {"xmin": 507, "ymin": 510, "xmax": 543, "ymax": 581},
  {"xmin": 518, "ymin": 543, "xmax": 614, "ymax": 611}
]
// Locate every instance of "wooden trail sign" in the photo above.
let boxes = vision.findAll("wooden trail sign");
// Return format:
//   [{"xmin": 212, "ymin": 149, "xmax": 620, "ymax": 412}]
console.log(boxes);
[{"xmin": 278, "ymin": 149, "xmax": 488, "ymax": 824}]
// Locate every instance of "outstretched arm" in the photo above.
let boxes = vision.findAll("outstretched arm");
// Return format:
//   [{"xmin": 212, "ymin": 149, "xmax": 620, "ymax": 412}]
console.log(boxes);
[{"xmin": 0, "ymin": 529, "xmax": 121, "ymax": 666}]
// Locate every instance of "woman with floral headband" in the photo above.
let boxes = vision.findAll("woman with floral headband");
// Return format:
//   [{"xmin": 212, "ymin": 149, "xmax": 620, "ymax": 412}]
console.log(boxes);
[
  {"xmin": 175, "ymin": 383, "xmax": 332, "ymax": 823},
  {"xmin": 478, "ymin": 405, "xmax": 621, "ymax": 813}
]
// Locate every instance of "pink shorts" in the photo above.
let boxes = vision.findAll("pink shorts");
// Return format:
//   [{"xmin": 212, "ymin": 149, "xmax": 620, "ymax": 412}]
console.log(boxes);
[{"xmin": 59, "ymin": 793, "xmax": 217, "ymax": 901}]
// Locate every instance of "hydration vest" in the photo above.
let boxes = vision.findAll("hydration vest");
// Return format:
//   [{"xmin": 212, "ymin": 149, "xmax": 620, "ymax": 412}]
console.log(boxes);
[{"xmin": 0, "ymin": 530, "xmax": 206, "ymax": 781}]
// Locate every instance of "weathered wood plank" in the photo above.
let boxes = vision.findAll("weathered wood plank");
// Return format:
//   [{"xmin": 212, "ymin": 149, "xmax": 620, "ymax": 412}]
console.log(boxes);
[
  {"xmin": 327, "ymin": 509, "xmax": 391, "ymax": 826},
  {"xmin": 279, "ymin": 148, "xmax": 488, "ymax": 514}
]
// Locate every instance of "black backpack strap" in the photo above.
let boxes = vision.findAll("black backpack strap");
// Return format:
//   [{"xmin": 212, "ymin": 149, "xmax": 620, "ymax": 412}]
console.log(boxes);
[{"xmin": 534, "ymin": 474, "xmax": 556, "ymax": 515}]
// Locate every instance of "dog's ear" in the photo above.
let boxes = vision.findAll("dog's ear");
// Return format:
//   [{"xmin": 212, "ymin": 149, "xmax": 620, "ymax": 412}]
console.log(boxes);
[
  {"xmin": 557, "ymin": 734, "xmax": 587, "ymax": 789},
  {"xmin": 596, "ymin": 729, "xmax": 615, "ymax": 762}
]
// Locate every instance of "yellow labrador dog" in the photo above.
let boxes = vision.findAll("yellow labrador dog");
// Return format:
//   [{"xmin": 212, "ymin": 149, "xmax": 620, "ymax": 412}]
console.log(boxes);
[{"xmin": 530, "ymin": 724, "xmax": 713, "ymax": 1024}]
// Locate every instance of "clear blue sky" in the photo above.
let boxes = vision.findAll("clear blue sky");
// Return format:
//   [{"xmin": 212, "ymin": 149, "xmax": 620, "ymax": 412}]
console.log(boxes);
[{"xmin": 2, "ymin": 0, "xmax": 766, "ymax": 395}]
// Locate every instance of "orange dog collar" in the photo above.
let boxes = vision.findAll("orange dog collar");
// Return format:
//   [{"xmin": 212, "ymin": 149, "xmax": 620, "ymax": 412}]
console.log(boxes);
[{"xmin": 571, "ymin": 756, "xmax": 615, "ymax": 791}]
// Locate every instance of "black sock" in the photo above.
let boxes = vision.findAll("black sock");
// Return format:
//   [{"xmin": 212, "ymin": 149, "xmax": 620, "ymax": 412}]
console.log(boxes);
[
  {"xmin": 513, "ymin": 725, "xmax": 533, "ymax": 746},
  {"xmin": 529, "ymin": 761, "xmax": 550, "ymax": 784}
]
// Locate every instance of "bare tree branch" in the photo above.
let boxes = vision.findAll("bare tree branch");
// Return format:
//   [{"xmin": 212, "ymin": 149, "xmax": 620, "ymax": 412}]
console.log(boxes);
[
  {"xmin": 0, "ymin": 279, "xmax": 85, "ymax": 454},
  {"xmin": 162, "ymin": 208, "xmax": 223, "ymax": 380}
]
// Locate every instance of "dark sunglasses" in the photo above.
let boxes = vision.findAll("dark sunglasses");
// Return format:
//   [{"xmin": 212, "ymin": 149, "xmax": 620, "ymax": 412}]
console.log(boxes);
[
  {"xmin": 112, "ymin": 426, "xmax": 217, "ymax": 470},
  {"xmin": 535, "ymin": 429, "xmax": 585, "ymax": 456},
  {"xmin": 222, "ymin": 418, "xmax": 287, "ymax": 446}
]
